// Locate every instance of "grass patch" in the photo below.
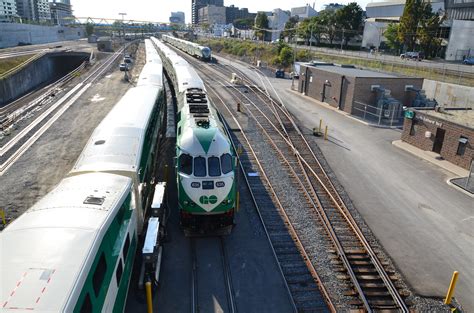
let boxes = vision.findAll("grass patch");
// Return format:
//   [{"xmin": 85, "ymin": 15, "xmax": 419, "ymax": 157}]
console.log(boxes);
[
  {"xmin": 0, "ymin": 55, "xmax": 34, "ymax": 76},
  {"xmin": 199, "ymin": 38, "xmax": 474, "ymax": 87}
]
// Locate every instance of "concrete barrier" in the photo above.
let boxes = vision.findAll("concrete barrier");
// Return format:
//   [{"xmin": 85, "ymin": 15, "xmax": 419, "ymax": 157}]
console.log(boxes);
[
  {"xmin": 0, "ymin": 52, "xmax": 88, "ymax": 106},
  {"xmin": 0, "ymin": 23, "xmax": 85, "ymax": 49},
  {"xmin": 422, "ymin": 79, "xmax": 474, "ymax": 109}
]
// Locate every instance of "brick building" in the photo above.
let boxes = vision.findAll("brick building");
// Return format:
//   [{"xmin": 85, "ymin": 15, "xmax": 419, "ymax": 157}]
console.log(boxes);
[
  {"xmin": 298, "ymin": 63, "xmax": 423, "ymax": 123},
  {"xmin": 401, "ymin": 109, "xmax": 474, "ymax": 170}
]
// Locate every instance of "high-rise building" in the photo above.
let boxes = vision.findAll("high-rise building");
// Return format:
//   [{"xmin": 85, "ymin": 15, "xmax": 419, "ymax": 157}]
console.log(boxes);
[
  {"xmin": 191, "ymin": 0, "xmax": 223, "ymax": 25},
  {"xmin": 291, "ymin": 4, "xmax": 318, "ymax": 21},
  {"xmin": 198, "ymin": 5, "xmax": 226, "ymax": 25},
  {"xmin": 170, "ymin": 11, "xmax": 185, "ymax": 24},
  {"xmin": 0, "ymin": 0, "xmax": 18, "ymax": 22},
  {"xmin": 225, "ymin": 5, "xmax": 256, "ymax": 25},
  {"xmin": 49, "ymin": 0, "xmax": 73, "ymax": 25},
  {"xmin": 16, "ymin": 0, "xmax": 51, "ymax": 22}
]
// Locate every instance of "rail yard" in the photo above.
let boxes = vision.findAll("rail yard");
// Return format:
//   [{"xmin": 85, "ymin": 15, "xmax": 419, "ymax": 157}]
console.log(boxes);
[{"xmin": 0, "ymin": 35, "xmax": 472, "ymax": 313}]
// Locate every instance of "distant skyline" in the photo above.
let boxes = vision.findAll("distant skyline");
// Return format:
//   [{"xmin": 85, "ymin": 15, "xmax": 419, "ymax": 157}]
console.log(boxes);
[{"xmin": 73, "ymin": 0, "xmax": 372, "ymax": 24}]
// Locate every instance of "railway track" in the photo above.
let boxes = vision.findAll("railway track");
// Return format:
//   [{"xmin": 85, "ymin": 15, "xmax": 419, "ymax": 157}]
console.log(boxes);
[
  {"xmin": 0, "ymin": 44, "xmax": 128, "ymax": 175},
  {"xmin": 178, "ymin": 50, "xmax": 409, "ymax": 311},
  {"xmin": 191, "ymin": 237, "xmax": 237, "ymax": 313},
  {"xmin": 0, "ymin": 60, "xmax": 87, "ymax": 131}
]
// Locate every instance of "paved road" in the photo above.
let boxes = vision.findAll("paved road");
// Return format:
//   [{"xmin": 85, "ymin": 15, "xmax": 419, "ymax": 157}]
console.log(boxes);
[
  {"xmin": 220, "ymin": 56, "xmax": 473, "ymax": 312},
  {"xmin": 299, "ymin": 44, "xmax": 474, "ymax": 74}
]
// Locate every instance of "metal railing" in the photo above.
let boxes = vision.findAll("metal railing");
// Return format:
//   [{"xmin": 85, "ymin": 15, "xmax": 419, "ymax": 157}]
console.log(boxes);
[
  {"xmin": 0, "ymin": 52, "xmax": 47, "ymax": 80},
  {"xmin": 352, "ymin": 100, "xmax": 404, "ymax": 127}
]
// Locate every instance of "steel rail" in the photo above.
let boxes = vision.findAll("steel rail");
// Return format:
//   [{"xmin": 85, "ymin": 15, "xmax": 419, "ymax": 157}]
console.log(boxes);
[
  {"xmin": 0, "ymin": 45, "xmax": 126, "ymax": 175},
  {"xmin": 219, "ymin": 237, "xmax": 237, "ymax": 313},
  {"xmin": 246, "ymin": 68, "xmax": 409, "ymax": 312},
  {"xmin": 206, "ymin": 86, "xmax": 299, "ymax": 313},
  {"xmin": 202, "ymin": 69, "xmax": 335, "ymax": 312},
  {"xmin": 200, "ymin": 60, "xmax": 408, "ymax": 311},
  {"xmin": 211, "ymin": 76, "xmax": 373, "ymax": 311}
]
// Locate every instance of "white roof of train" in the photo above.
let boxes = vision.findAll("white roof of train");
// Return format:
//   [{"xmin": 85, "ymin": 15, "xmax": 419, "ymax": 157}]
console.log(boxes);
[
  {"xmin": 144, "ymin": 39, "xmax": 161, "ymax": 64},
  {"xmin": 0, "ymin": 173, "xmax": 131, "ymax": 312},
  {"xmin": 70, "ymin": 85, "xmax": 161, "ymax": 175}
]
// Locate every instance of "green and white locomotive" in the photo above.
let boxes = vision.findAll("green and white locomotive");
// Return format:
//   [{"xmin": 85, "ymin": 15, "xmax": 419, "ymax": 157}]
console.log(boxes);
[{"xmin": 152, "ymin": 37, "xmax": 237, "ymax": 234}]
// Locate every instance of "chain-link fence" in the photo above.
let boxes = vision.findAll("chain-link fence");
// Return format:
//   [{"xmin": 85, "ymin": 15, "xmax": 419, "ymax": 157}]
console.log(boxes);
[{"xmin": 352, "ymin": 100, "xmax": 404, "ymax": 127}]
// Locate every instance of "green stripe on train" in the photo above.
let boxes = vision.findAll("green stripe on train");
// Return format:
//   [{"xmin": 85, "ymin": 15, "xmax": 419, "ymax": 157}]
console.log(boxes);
[{"xmin": 74, "ymin": 194, "xmax": 135, "ymax": 313}]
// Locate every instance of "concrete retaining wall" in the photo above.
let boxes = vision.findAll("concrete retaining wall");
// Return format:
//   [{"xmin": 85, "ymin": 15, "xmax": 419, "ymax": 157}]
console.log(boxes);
[
  {"xmin": 0, "ymin": 53, "xmax": 88, "ymax": 106},
  {"xmin": 0, "ymin": 54, "xmax": 55, "ymax": 105},
  {"xmin": 422, "ymin": 79, "xmax": 474, "ymax": 109},
  {"xmin": 0, "ymin": 23, "xmax": 85, "ymax": 48}
]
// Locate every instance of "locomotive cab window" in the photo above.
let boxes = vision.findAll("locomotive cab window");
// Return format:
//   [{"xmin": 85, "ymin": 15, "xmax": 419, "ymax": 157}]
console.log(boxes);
[
  {"xmin": 221, "ymin": 153, "xmax": 232, "ymax": 174},
  {"xmin": 179, "ymin": 154, "xmax": 192, "ymax": 175},
  {"xmin": 194, "ymin": 156, "xmax": 206, "ymax": 177},
  {"xmin": 208, "ymin": 156, "xmax": 221, "ymax": 177}
]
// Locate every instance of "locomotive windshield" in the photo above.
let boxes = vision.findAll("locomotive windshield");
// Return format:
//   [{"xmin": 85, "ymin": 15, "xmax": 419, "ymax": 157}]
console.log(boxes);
[
  {"xmin": 221, "ymin": 153, "xmax": 232, "ymax": 174},
  {"xmin": 194, "ymin": 156, "xmax": 206, "ymax": 177},
  {"xmin": 208, "ymin": 157, "xmax": 221, "ymax": 177},
  {"xmin": 179, "ymin": 154, "xmax": 233, "ymax": 177},
  {"xmin": 179, "ymin": 154, "xmax": 192, "ymax": 175}
]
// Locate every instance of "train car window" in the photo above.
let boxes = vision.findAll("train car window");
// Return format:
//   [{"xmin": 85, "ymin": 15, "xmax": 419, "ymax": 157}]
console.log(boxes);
[
  {"xmin": 194, "ymin": 156, "xmax": 206, "ymax": 177},
  {"xmin": 208, "ymin": 156, "xmax": 221, "ymax": 177},
  {"xmin": 92, "ymin": 253, "xmax": 107, "ymax": 296},
  {"xmin": 179, "ymin": 154, "xmax": 192, "ymax": 175},
  {"xmin": 116, "ymin": 260, "xmax": 124, "ymax": 286},
  {"xmin": 79, "ymin": 293, "xmax": 92, "ymax": 313},
  {"xmin": 123, "ymin": 234, "xmax": 130, "ymax": 260},
  {"xmin": 221, "ymin": 154, "xmax": 233, "ymax": 174}
]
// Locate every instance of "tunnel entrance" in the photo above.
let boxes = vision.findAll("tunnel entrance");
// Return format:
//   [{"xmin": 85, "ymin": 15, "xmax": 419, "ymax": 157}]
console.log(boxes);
[{"xmin": 0, "ymin": 52, "xmax": 90, "ymax": 107}]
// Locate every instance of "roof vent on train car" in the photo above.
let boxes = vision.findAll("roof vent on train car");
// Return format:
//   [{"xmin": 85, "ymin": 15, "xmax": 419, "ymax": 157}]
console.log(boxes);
[
  {"xmin": 84, "ymin": 196, "xmax": 105, "ymax": 205},
  {"xmin": 94, "ymin": 140, "xmax": 106, "ymax": 145},
  {"xmin": 186, "ymin": 88, "xmax": 210, "ymax": 115}
]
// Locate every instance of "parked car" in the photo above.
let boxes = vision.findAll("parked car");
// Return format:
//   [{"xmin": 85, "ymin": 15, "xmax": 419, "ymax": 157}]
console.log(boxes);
[
  {"xmin": 400, "ymin": 51, "xmax": 424, "ymax": 60},
  {"xmin": 463, "ymin": 57, "xmax": 474, "ymax": 65},
  {"xmin": 275, "ymin": 69, "xmax": 285, "ymax": 78},
  {"xmin": 123, "ymin": 57, "xmax": 132, "ymax": 64},
  {"xmin": 119, "ymin": 63, "xmax": 129, "ymax": 71}
]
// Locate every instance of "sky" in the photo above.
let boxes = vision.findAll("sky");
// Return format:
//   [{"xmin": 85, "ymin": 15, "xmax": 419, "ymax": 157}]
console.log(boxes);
[{"xmin": 73, "ymin": 0, "xmax": 373, "ymax": 24}]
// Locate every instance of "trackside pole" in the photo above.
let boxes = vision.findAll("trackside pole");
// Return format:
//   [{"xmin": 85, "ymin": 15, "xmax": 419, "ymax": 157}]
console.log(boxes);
[{"xmin": 444, "ymin": 271, "xmax": 459, "ymax": 305}]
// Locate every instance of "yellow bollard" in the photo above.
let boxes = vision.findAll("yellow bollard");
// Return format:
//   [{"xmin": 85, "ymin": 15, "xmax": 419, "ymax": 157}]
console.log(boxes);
[
  {"xmin": 145, "ymin": 281, "xmax": 153, "ymax": 313},
  {"xmin": 444, "ymin": 271, "xmax": 459, "ymax": 305},
  {"xmin": 0, "ymin": 209, "xmax": 5, "ymax": 225},
  {"xmin": 324, "ymin": 126, "xmax": 328, "ymax": 140}
]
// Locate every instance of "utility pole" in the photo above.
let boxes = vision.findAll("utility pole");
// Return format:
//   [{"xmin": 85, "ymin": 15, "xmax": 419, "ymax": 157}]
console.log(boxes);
[
  {"xmin": 341, "ymin": 28, "xmax": 344, "ymax": 51},
  {"xmin": 119, "ymin": 12, "xmax": 127, "ymax": 57}
]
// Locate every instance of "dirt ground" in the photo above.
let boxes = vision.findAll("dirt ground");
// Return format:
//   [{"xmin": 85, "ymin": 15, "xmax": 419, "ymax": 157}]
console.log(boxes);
[{"xmin": 0, "ymin": 42, "xmax": 146, "ymax": 225}]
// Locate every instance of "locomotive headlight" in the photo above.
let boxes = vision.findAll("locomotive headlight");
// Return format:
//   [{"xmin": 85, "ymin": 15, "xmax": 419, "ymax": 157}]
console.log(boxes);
[
  {"xmin": 216, "ymin": 181, "xmax": 225, "ymax": 188},
  {"xmin": 183, "ymin": 200, "xmax": 189, "ymax": 205},
  {"xmin": 191, "ymin": 182, "xmax": 201, "ymax": 188}
]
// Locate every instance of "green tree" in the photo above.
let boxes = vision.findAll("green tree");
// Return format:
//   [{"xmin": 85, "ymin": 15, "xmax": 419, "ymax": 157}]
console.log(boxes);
[
  {"xmin": 335, "ymin": 2, "xmax": 363, "ymax": 47},
  {"xmin": 279, "ymin": 46, "xmax": 294, "ymax": 67},
  {"xmin": 384, "ymin": 23, "xmax": 402, "ymax": 51},
  {"xmin": 282, "ymin": 16, "xmax": 299, "ymax": 40},
  {"xmin": 255, "ymin": 12, "xmax": 269, "ymax": 41},
  {"xmin": 398, "ymin": 0, "xmax": 425, "ymax": 51},
  {"xmin": 318, "ymin": 10, "xmax": 337, "ymax": 45},
  {"xmin": 417, "ymin": 8, "xmax": 445, "ymax": 58},
  {"xmin": 85, "ymin": 23, "xmax": 94, "ymax": 36},
  {"xmin": 234, "ymin": 18, "xmax": 254, "ymax": 29}
]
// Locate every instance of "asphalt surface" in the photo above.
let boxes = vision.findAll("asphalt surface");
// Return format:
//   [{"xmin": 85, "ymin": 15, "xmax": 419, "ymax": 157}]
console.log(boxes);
[
  {"xmin": 125, "ymin": 168, "xmax": 296, "ymax": 313},
  {"xmin": 220, "ymin": 57, "xmax": 473, "ymax": 312}
]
